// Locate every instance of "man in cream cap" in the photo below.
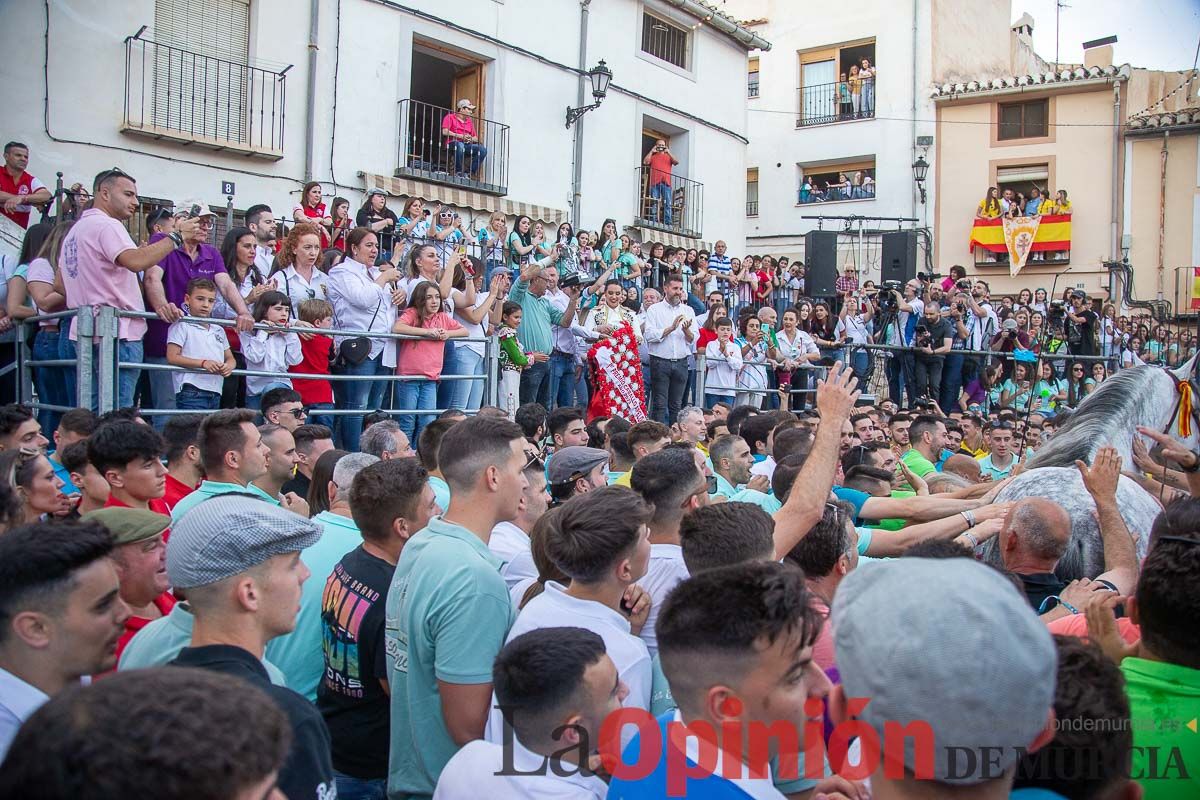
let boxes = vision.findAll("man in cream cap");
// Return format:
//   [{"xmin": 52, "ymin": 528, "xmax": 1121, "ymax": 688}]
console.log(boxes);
[
  {"xmin": 166, "ymin": 495, "xmax": 334, "ymax": 800},
  {"xmin": 831, "ymin": 557, "xmax": 1058, "ymax": 797}
]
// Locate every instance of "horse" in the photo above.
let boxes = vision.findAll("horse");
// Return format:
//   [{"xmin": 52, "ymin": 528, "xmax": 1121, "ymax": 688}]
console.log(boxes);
[{"xmin": 979, "ymin": 353, "xmax": 1200, "ymax": 580}]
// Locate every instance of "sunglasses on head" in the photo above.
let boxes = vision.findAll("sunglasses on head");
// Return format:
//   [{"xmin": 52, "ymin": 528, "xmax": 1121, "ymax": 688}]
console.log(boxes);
[
  {"xmin": 988, "ymin": 421, "xmax": 1015, "ymax": 431},
  {"xmin": 7, "ymin": 446, "xmax": 41, "ymax": 487}
]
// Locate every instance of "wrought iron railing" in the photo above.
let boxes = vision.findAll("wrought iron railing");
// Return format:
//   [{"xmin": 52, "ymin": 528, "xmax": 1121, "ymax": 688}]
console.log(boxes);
[
  {"xmin": 633, "ymin": 166, "xmax": 704, "ymax": 239},
  {"xmin": 121, "ymin": 27, "xmax": 289, "ymax": 157},
  {"xmin": 796, "ymin": 78, "xmax": 876, "ymax": 127},
  {"xmin": 746, "ymin": 200, "xmax": 759, "ymax": 216},
  {"xmin": 974, "ymin": 248, "xmax": 1071, "ymax": 268},
  {"xmin": 394, "ymin": 99, "xmax": 510, "ymax": 195}
]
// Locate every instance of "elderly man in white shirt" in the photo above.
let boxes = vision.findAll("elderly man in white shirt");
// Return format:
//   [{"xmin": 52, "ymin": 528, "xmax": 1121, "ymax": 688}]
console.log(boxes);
[{"xmin": 642, "ymin": 274, "xmax": 697, "ymax": 424}]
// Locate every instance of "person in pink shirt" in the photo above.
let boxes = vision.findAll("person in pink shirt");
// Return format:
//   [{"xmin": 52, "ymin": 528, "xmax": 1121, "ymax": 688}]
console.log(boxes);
[
  {"xmin": 58, "ymin": 168, "xmax": 201, "ymax": 410},
  {"xmin": 392, "ymin": 282, "xmax": 465, "ymax": 443},
  {"xmin": 440, "ymin": 99, "xmax": 488, "ymax": 177}
]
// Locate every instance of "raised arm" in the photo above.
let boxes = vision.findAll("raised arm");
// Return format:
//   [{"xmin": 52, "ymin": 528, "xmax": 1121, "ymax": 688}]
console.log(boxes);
[
  {"xmin": 772, "ymin": 362, "xmax": 860, "ymax": 556},
  {"xmin": 1076, "ymin": 447, "xmax": 1138, "ymax": 595}
]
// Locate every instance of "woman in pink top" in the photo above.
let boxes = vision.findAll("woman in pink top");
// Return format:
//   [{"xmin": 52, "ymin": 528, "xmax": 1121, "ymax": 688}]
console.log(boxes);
[
  {"xmin": 292, "ymin": 181, "xmax": 331, "ymax": 247},
  {"xmin": 393, "ymin": 282, "xmax": 465, "ymax": 442}
]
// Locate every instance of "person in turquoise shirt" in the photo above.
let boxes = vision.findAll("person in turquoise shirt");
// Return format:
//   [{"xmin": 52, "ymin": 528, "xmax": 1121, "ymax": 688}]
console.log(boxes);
[
  {"xmin": 506, "ymin": 253, "xmax": 581, "ymax": 356},
  {"xmin": 171, "ymin": 410, "xmax": 288, "ymax": 521},
  {"xmin": 385, "ymin": 417, "xmax": 529, "ymax": 799},
  {"xmin": 416, "ymin": 418, "xmax": 454, "ymax": 513},
  {"xmin": 265, "ymin": 453, "xmax": 378, "ymax": 700},
  {"xmin": 118, "ymin": 600, "xmax": 289, "ymax": 686}
]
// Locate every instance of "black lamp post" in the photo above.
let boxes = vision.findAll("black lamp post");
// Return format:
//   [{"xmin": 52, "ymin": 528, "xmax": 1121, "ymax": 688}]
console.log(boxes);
[
  {"xmin": 912, "ymin": 155, "xmax": 930, "ymax": 205},
  {"xmin": 566, "ymin": 60, "xmax": 613, "ymax": 128}
]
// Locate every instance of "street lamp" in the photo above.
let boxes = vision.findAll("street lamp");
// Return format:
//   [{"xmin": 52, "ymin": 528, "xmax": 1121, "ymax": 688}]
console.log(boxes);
[
  {"xmin": 912, "ymin": 155, "xmax": 929, "ymax": 205},
  {"xmin": 566, "ymin": 60, "xmax": 614, "ymax": 128}
]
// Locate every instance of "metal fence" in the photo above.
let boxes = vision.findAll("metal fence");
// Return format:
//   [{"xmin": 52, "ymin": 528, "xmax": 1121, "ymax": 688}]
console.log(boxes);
[
  {"xmin": 395, "ymin": 99, "xmax": 510, "ymax": 196},
  {"xmin": 122, "ymin": 27, "xmax": 289, "ymax": 156},
  {"xmin": 633, "ymin": 166, "xmax": 704, "ymax": 240},
  {"xmin": 797, "ymin": 79, "xmax": 875, "ymax": 127}
]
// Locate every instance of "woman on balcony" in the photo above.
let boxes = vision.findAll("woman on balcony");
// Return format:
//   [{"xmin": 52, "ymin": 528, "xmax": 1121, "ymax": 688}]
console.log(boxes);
[
  {"xmin": 597, "ymin": 219, "xmax": 621, "ymax": 268},
  {"xmin": 860, "ymin": 58, "xmax": 876, "ymax": 116},
  {"xmin": 292, "ymin": 182, "xmax": 332, "ymax": 248},
  {"xmin": 1054, "ymin": 189, "xmax": 1072, "ymax": 215},
  {"xmin": 838, "ymin": 74, "xmax": 852, "ymax": 120},
  {"xmin": 356, "ymin": 190, "xmax": 399, "ymax": 262},
  {"xmin": 477, "ymin": 211, "xmax": 508, "ymax": 284},
  {"xmin": 394, "ymin": 198, "xmax": 430, "ymax": 266},
  {"xmin": 848, "ymin": 64, "xmax": 862, "ymax": 118},
  {"xmin": 976, "ymin": 187, "xmax": 1002, "ymax": 219}
]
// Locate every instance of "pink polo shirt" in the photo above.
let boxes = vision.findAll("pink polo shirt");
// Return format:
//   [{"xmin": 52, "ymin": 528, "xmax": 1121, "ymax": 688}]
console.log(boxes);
[
  {"xmin": 396, "ymin": 309, "xmax": 462, "ymax": 379},
  {"xmin": 59, "ymin": 208, "xmax": 147, "ymax": 341},
  {"xmin": 440, "ymin": 112, "xmax": 477, "ymax": 140}
]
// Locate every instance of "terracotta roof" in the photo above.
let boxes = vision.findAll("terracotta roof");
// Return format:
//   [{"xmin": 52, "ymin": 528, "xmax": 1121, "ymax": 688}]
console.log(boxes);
[
  {"xmin": 1127, "ymin": 108, "xmax": 1200, "ymax": 131},
  {"xmin": 931, "ymin": 64, "xmax": 1131, "ymax": 99}
]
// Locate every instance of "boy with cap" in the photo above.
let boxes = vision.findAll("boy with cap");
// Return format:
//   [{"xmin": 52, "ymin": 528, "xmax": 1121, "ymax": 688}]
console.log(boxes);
[
  {"xmin": 830, "ymin": 557, "xmax": 1057, "ymax": 797},
  {"xmin": 167, "ymin": 496, "xmax": 334, "ymax": 800},
  {"xmin": 385, "ymin": 416, "xmax": 527, "ymax": 798},
  {"xmin": 84, "ymin": 507, "xmax": 176, "ymax": 662},
  {"xmin": 546, "ymin": 445, "xmax": 610, "ymax": 506}
]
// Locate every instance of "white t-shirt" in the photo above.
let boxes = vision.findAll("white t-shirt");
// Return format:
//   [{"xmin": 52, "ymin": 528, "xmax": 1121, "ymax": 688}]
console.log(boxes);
[
  {"xmin": 704, "ymin": 339, "xmax": 743, "ymax": 398},
  {"xmin": 435, "ymin": 739, "xmax": 607, "ymax": 800},
  {"xmin": 637, "ymin": 544, "xmax": 691, "ymax": 659},
  {"xmin": 166, "ymin": 320, "xmax": 230, "ymax": 394},
  {"xmin": 489, "ymin": 521, "xmax": 535, "ymax": 591},
  {"xmin": 452, "ymin": 289, "xmax": 490, "ymax": 357},
  {"xmin": 836, "ymin": 314, "xmax": 872, "ymax": 345},
  {"xmin": 895, "ymin": 298, "xmax": 924, "ymax": 345},
  {"xmin": 484, "ymin": 581, "xmax": 651, "ymax": 744}
]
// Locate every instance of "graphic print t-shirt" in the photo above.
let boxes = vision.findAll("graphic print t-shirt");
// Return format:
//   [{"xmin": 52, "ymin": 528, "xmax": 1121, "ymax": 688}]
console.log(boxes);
[{"xmin": 317, "ymin": 545, "xmax": 395, "ymax": 779}]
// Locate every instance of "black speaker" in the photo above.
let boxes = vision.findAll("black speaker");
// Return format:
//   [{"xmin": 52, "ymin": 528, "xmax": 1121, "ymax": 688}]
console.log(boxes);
[
  {"xmin": 804, "ymin": 230, "xmax": 838, "ymax": 297},
  {"xmin": 881, "ymin": 231, "xmax": 917, "ymax": 284}
]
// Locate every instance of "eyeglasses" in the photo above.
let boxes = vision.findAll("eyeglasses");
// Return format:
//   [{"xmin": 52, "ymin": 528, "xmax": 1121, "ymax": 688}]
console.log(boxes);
[
  {"xmin": 95, "ymin": 166, "xmax": 132, "ymax": 185},
  {"xmin": 287, "ymin": 408, "xmax": 307, "ymax": 419}
]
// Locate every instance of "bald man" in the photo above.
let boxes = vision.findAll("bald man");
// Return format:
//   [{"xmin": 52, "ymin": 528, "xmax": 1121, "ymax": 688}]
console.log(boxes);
[{"xmin": 941, "ymin": 453, "xmax": 982, "ymax": 484}]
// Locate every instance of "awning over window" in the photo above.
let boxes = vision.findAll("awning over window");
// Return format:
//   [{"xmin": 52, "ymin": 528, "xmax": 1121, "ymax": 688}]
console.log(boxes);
[
  {"xmin": 360, "ymin": 173, "xmax": 567, "ymax": 226},
  {"xmin": 628, "ymin": 225, "xmax": 711, "ymax": 251},
  {"xmin": 996, "ymin": 165, "xmax": 1049, "ymax": 183}
]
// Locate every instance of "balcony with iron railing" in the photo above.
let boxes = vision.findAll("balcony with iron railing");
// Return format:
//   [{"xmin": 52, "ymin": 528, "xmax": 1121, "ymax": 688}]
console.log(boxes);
[
  {"xmin": 634, "ymin": 166, "xmax": 703, "ymax": 240},
  {"xmin": 395, "ymin": 99, "xmax": 510, "ymax": 195},
  {"xmin": 796, "ymin": 79, "xmax": 876, "ymax": 128},
  {"xmin": 121, "ymin": 27, "xmax": 289, "ymax": 159}
]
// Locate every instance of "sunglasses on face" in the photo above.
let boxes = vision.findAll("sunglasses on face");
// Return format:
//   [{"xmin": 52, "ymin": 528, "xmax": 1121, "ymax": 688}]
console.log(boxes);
[{"xmin": 286, "ymin": 408, "xmax": 307, "ymax": 419}]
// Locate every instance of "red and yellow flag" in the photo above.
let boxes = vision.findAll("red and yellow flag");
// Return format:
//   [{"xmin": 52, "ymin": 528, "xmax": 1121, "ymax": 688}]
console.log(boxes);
[{"xmin": 1190, "ymin": 267, "xmax": 1200, "ymax": 310}]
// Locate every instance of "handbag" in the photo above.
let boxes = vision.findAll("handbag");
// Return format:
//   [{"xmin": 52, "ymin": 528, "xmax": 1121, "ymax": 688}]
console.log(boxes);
[{"xmin": 333, "ymin": 297, "xmax": 383, "ymax": 371}]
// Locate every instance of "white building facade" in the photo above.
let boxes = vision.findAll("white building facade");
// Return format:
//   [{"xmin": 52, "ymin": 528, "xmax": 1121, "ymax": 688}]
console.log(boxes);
[{"xmin": 3, "ymin": 0, "xmax": 768, "ymax": 254}]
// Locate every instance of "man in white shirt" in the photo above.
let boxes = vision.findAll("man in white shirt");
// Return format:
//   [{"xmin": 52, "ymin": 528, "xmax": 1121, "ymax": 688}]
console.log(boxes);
[
  {"xmin": 490, "ymin": 455, "xmax": 551, "ymax": 597},
  {"xmin": 246, "ymin": 204, "xmax": 277, "ymax": 276},
  {"xmin": 543, "ymin": 266, "xmax": 601, "ymax": 410},
  {"xmin": 883, "ymin": 278, "xmax": 924, "ymax": 409},
  {"xmin": 964, "ymin": 279, "xmax": 998, "ymax": 386},
  {"xmin": 436, "ymin": 627, "xmax": 623, "ymax": 799},
  {"xmin": 484, "ymin": 486, "xmax": 653, "ymax": 743},
  {"xmin": 0, "ymin": 521, "xmax": 130, "ymax": 758},
  {"xmin": 629, "ymin": 446, "xmax": 708, "ymax": 657},
  {"xmin": 642, "ymin": 274, "xmax": 697, "ymax": 424}
]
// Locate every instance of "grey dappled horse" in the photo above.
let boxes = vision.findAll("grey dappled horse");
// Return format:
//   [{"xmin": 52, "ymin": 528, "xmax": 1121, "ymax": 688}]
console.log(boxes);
[{"xmin": 979, "ymin": 354, "xmax": 1200, "ymax": 580}]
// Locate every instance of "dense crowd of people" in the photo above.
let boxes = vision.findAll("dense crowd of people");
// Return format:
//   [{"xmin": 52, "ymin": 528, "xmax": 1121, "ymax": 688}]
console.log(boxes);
[{"xmin": 0, "ymin": 147, "xmax": 1197, "ymax": 800}]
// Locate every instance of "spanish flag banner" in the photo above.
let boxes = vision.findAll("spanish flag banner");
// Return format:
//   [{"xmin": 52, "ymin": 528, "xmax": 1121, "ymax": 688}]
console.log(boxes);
[
  {"xmin": 969, "ymin": 214, "xmax": 1072, "ymax": 273},
  {"xmin": 1190, "ymin": 267, "xmax": 1200, "ymax": 310}
]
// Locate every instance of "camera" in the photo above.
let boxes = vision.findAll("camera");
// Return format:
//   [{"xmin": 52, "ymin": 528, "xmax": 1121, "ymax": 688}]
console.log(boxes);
[
  {"xmin": 560, "ymin": 272, "xmax": 583, "ymax": 289},
  {"xmin": 956, "ymin": 278, "xmax": 972, "ymax": 290},
  {"xmin": 914, "ymin": 325, "xmax": 932, "ymax": 349},
  {"xmin": 956, "ymin": 301, "xmax": 967, "ymax": 314},
  {"xmin": 1048, "ymin": 300, "xmax": 1066, "ymax": 328},
  {"xmin": 917, "ymin": 271, "xmax": 941, "ymax": 283},
  {"xmin": 877, "ymin": 280, "xmax": 903, "ymax": 312}
]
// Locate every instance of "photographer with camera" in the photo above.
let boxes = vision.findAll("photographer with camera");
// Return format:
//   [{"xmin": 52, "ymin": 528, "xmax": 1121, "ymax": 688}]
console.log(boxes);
[
  {"xmin": 961, "ymin": 278, "xmax": 998, "ymax": 384},
  {"xmin": 876, "ymin": 278, "xmax": 923, "ymax": 408},
  {"xmin": 643, "ymin": 139, "xmax": 679, "ymax": 226},
  {"xmin": 913, "ymin": 303, "xmax": 953, "ymax": 410},
  {"xmin": 941, "ymin": 290, "xmax": 972, "ymax": 412},
  {"xmin": 1065, "ymin": 291, "xmax": 1099, "ymax": 357}
]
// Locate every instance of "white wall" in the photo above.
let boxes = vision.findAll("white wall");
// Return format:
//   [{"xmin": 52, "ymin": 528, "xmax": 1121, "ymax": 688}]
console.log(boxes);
[
  {"xmin": 3, "ymin": 0, "xmax": 753, "ymax": 250},
  {"xmin": 729, "ymin": 0, "xmax": 936, "ymax": 270}
]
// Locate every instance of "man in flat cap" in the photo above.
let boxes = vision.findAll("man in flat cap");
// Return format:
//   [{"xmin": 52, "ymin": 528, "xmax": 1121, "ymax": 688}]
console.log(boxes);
[
  {"xmin": 546, "ymin": 445, "xmax": 610, "ymax": 507},
  {"xmin": 167, "ymin": 495, "xmax": 334, "ymax": 800},
  {"xmin": 83, "ymin": 507, "xmax": 175, "ymax": 663}
]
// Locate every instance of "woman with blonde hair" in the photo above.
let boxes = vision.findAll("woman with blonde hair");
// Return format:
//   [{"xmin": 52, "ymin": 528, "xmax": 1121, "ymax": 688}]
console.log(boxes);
[{"xmin": 478, "ymin": 210, "xmax": 507, "ymax": 283}]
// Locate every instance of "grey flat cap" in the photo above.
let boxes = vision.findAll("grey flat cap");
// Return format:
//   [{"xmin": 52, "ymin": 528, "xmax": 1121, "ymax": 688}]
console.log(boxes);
[
  {"xmin": 832, "ymin": 557, "xmax": 1056, "ymax": 785},
  {"xmin": 166, "ymin": 495, "xmax": 322, "ymax": 590},
  {"xmin": 547, "ymin": 446, "xmax": 610, "ymax": 486}
]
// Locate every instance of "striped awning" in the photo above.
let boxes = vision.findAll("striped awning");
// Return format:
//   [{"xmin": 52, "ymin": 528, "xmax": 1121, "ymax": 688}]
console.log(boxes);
[
  {"xmin": 360, "ymin": 173, "xmax": 567, "ymax": 225},
  {"xmin": 628, "ymin": 224, "xmax": 711, "ymax": 251}
]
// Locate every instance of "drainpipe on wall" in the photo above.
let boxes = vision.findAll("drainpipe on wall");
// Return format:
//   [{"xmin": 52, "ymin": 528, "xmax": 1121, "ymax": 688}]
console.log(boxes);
[
  {"xmin": 304, "ymin": 0, "xmax": 320, "ymax": 182},
  {"xmin": 1110, "ymin": 82, "xmax": 1121, "ymax": 264},
  {"xmin": 911, "ymin": 0, "xmax": 919, "ymax": 223},
  {"xmin": 1158, "ymin": 131, "xmax": 1170, "ymax": 301},
  {"xmin": 570, "ymin": 0, "xmax": 591, "ymax": 229}
]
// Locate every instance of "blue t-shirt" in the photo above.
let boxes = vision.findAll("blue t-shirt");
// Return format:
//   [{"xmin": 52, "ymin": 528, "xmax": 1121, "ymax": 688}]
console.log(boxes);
[{"xmin": 832, "ymin": 486, "xmax": 870, "ymax": 519}]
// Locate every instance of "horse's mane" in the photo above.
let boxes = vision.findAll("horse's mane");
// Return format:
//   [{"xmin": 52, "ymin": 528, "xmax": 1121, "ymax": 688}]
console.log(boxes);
[{"xmin": 1026, "ymin": 366, "xmax": 1160, "ymax": 468}]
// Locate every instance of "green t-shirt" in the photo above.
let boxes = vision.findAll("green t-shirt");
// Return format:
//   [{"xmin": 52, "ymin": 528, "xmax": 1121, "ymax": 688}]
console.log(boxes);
[
  {"xmin": 1122, "ymin": 657, "xmax": 1200, "ymax": 799},
  {"xmin": 170, "ymin": 479, "xmax": 280, "ymax": 521},
  {"xmin": 385, "ymin": 516, "xmax": 516, "ymax": 799},
  {"xmin": 900, "ymin": 448, "xmax": 938, "ymax": 479}
]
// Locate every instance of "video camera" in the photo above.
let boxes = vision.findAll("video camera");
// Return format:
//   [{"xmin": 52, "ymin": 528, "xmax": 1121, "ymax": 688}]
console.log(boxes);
[
  {"xmin": 877, "ymin": 280, "xmax": 904, "ymax": 312},
  {"xmin": 914, "ymin": 324, "xmax": 933, "ymax": 349},
  {"xmin": 1048, "ymin": 300, "xmax": 1067, "ymax": 329},
  {"xmin": 917, "ymin": 271, "xmax": 941, "ymax": 283}
]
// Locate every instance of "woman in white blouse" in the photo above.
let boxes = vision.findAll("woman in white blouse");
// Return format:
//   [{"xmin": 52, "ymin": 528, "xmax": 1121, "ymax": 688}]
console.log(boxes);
[
  {"xmin": 326, "ymin": 227, "xmax": 404, "ymax": 451},
  {"xmin": 836, "ymin": 294, "xmax": 874, "ymax": 381},
  {"xmin": 267, "ymin": 222, "xmax": 329, "ymax": 308},
  {"xmin": 774, "ymin": 308, "xmax": 820, "ymax": 411},
  {"xmin": 448, "ymin": 260, "xmax": 507, "ymax": 412}
]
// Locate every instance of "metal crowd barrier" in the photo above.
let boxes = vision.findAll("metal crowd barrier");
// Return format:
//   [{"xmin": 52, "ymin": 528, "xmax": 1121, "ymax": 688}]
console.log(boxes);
[{"xmin": 17, "ymin": 306, "xmax": 503, "ymax": 418}]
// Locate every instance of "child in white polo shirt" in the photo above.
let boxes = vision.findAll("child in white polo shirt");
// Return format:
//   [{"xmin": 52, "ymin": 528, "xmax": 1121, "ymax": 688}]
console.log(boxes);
[{"xmin": 166, "ymin": 278, "xmax": 234, "ymax": 411}]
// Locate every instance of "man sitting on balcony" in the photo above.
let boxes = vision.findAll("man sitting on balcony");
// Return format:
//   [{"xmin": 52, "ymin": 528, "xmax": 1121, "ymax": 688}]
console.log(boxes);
[
  {"xmin": 643, "ymin": 139, "xmax": 678, "ymax": 226},
  {"xmin": 441, "ymin": 99, "xmax": 488, "ymax": 178}
]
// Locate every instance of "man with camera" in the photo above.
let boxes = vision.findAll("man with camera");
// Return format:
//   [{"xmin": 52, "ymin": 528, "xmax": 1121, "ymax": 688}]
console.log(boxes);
[
  {"xmin": 913, "ymin": 303, "xmax": 954, "ymax": 409},
  {"xmin": 961, "ymin": 279, "xmax": 998, "ymax": 384},
  {"xmin": 643, "ymin": 139, "xmax": 679, "ymax": 226},
  {"xmin": 1065, "ymin": 291, "xmax": 1099, "ymax": 357},
  {"xmin": 878, "ymin": 279, "xmax": 923, "ymax": 409}
]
